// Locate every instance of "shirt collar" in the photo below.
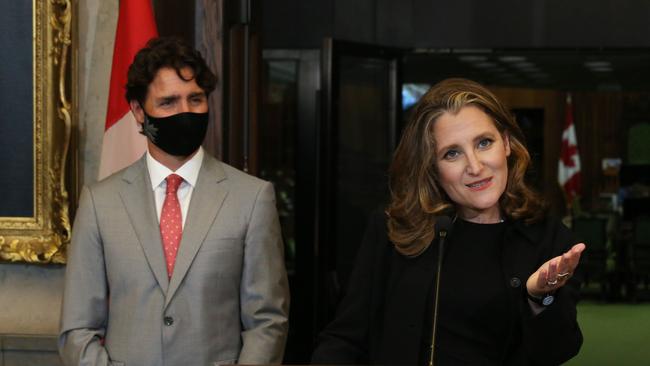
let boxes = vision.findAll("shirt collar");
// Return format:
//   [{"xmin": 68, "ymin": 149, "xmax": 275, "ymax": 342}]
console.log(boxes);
[{"xmin": 146, "ymin": 147, "xmax": 204, "ymax": 190}]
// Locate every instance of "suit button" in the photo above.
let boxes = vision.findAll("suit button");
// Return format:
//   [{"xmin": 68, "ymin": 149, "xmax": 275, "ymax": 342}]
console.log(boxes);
[
  {"xmin": 164, "ymin": 316, "xmax": 174, "ymax": 326},
  {"xmin": 509, "ymin": 277, "xmax": 521, "ymax": 288}
]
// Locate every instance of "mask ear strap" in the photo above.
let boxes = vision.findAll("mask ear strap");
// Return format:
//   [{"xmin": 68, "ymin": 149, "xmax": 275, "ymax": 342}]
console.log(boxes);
[{"xmin": 138, "ymin": 102, "xmax": 158, "ymax": 141}]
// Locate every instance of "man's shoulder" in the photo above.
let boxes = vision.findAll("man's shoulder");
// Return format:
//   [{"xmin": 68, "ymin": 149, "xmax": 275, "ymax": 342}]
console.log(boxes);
[
  {"xmin": 87, "ymin": 158, "xmax": 145, "ymax": 194},
  {"xmin": 205, "ymin": 156, "xmax": 269, "ymax": 189}
]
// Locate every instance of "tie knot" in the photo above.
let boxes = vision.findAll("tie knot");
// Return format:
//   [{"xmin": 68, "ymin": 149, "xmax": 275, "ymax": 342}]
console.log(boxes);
[{"xmin": 165, "ymin": 174, "xmax": 183, "ymax": 194}]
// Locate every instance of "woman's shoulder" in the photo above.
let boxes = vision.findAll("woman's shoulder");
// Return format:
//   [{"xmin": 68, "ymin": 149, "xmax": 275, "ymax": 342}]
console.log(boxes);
[
  {"xmin": 511, "ymin": 215, "xmax": 568, "ymax": 233},
  {"xmin": 358, "ymin": 208, "xmax": 388, "ymax": 239},
  {"xmin": 510, "ymin": 215, "xmax": 576, "ymax": 250},
  {"xmin": 359, "ymin": 209, "xmax": 394, "ymax": 257}
]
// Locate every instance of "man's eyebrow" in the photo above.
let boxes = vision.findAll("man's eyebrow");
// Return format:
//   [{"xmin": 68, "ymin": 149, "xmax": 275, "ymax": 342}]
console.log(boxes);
[
  {"xmin": 156, "ymin": 95, "xmax": 180, "ymax": 103},
  {"xmin": 188, "ymin": 91, "xmax": 207, "ymax": 98}
]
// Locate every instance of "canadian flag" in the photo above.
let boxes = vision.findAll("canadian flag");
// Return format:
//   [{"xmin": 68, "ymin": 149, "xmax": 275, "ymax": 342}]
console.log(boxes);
[
  {"xmin": 98, "ymin": 0, "xmax": 158, "ymax": 180},
  {"xmin": 558, "ymin": 94, "xmax": 581, "ymax": 206}
]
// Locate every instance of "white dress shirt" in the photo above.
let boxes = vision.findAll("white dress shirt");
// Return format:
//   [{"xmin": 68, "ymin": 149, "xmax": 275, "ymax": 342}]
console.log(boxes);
[{"xmin": 146, "ymin": 147, "xmax": 204, "ymax": 229}]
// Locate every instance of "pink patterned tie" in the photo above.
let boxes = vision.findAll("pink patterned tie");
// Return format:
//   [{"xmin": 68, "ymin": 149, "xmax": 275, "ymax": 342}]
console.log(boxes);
[{"xmin": 160, "ymin": 174, "xmax": 183, "ymax": 278}]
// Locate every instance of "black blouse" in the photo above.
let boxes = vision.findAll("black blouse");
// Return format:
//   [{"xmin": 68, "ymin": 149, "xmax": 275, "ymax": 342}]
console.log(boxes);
[{"xmin": 421, "ymin": 219, "xmax": 510, "ymax": 365}]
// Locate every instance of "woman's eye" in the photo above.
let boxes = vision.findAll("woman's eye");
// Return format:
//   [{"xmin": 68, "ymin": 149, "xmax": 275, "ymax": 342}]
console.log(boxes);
[
  {"xmin": 478, "ymin": 138, "xmax": 493, "ymax": 148},
  {"xmin": 443, "ymin": 150, "xmax": 460, "ymax": 160}
]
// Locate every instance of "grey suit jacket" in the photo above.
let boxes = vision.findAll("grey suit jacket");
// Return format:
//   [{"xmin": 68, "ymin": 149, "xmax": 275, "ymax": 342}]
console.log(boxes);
[{"xmin": 59, "ymin": 155, "xmax": 289, "ymax": 366}]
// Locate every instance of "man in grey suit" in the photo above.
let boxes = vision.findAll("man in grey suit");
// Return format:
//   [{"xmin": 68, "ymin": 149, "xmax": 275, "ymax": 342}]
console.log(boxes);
[{"xmin": 59, "ymin": 37, "xmax": 289, "ymax": 366}]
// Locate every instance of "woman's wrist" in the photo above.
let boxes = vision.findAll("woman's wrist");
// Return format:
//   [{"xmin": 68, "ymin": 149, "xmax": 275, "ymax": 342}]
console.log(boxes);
[
  {"xmin": 526, "ymin": 288, "xmax": 545, "ymax": 298},
  {"xmin": 526, "ymin": 289, "xmax": 555, "ymax": 306}
]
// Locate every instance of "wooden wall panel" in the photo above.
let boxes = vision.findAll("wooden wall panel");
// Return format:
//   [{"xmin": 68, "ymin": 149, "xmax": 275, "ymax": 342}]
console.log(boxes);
[
  {"xmin": 491, "ymin": 87, "xmax": 632, "ymax": 215},
  {"xmin": 491, "ymin": 87, "xmax": 565, "ymax": 213},
  {"xmin": 573, "ymin": 92, "xmax": 624, "ymax": 205},
  {"xmin": 153, "ymin": 0, "xmax": 195, "ymax": 43}
]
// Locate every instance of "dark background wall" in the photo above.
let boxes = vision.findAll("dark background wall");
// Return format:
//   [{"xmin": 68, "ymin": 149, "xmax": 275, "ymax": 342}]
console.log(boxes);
[{"xmin": 262, "ymin": 0, "xmax": 650, "ymax": 48}]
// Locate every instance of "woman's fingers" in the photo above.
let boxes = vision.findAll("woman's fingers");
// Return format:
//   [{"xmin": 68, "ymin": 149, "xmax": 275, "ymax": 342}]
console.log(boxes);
[
  {"xmin": 547, "ymin": 258, "xmax": 558, "ymax": 285},
  {"xmin": 536, "ymin": 267, "xmax": 547, "ymax": 289},
  {"xmin": 528, "ymin": 243, "xmax": 587, "ymax": 296},
  {"xmin": 549, "ymin": 243, "xmax": 586, "ymax": 287},
  {"xmin": 558, "ymin": 243, "xmax": 586, "ymax": 276},
  {"xmin": 572, "ymin": 243, "xmax": 587, "ymax": 253}
]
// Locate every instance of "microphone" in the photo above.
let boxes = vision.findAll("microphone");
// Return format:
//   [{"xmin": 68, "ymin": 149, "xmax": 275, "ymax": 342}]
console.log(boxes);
[{"xmin": 429, "ymin": 216, "xmax": 452, "ymax": 366}]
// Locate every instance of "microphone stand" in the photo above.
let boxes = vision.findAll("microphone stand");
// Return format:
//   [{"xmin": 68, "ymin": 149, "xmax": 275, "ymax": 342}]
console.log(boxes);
[{"xmin": 428, "ymin": 228, "xmax": 448, "ymax": 366}]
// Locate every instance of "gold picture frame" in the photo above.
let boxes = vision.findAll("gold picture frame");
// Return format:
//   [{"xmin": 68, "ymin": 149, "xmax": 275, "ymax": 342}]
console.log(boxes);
[{"xmin": 0, "ymin": 0, "xmax": 74, "ymax": 263}]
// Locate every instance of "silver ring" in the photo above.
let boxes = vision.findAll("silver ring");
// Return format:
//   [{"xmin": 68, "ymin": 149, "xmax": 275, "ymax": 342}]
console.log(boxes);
[
  {"xmin": 557, "ymin": 272, "xmax": 571, "ymax": 278},
  {"xmin": 547, "ymin": 279, "xmax": 558, "ymax": 286}
]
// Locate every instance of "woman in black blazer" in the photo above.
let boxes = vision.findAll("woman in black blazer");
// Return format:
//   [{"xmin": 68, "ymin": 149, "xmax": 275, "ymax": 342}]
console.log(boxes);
[{"xmin": 312, "ymin": 78, "xmax": 585, "ymax": 365}]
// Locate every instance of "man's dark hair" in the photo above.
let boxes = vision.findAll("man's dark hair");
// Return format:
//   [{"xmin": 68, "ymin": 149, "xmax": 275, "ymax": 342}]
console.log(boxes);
[{"xmin": 125, "ymin": 36, "xmax": 217, "ymax": 103}]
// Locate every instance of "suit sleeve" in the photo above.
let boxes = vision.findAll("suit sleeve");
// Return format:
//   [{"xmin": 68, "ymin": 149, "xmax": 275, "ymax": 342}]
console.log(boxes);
[
  {"xmin": 521, "ymin": 219, "xmax": 583, "ymax": 365},
  {"xmin": 311, "ymin": 211, "xmax": 384, "ymax": 364},
  {"xmin": 58, "ymin": 186, "xmax": 113, "ymax": 366},
  {"xmin": 237, "ymin": 182, "xmax": 290, "ymax": 364}
]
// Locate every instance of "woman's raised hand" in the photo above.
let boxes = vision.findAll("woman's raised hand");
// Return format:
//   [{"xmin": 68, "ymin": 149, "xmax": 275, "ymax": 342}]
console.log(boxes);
[{"xmin": 526, "ymin": 243, "xmax": 586, "ymax": 297}]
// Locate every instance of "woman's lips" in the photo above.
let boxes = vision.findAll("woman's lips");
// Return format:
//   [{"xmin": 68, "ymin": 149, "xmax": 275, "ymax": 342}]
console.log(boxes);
[{"xmin": 466, "ymin": 177, "xmax": 493, "ymax": 191}]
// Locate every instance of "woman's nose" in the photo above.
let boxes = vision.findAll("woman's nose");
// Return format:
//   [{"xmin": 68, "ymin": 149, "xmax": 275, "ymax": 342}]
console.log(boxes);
[{"xmin": 465, "ymin": 152, "xmax": 483, "ymax": 175}]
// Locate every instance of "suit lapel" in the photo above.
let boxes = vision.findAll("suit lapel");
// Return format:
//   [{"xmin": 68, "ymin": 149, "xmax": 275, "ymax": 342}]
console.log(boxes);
[
  {"xmin": 165, "ymin": 156, "xmax": 228, "ymax": 307},
  {"xmin": 119, "ymin": 156, "xmax": 169, "ymax": 292}
]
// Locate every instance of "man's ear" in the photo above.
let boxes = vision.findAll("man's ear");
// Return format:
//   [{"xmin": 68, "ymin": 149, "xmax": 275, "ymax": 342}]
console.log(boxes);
[{"xmin": 129, "ymin": 100, "xmax": 145, "ymax": 124}]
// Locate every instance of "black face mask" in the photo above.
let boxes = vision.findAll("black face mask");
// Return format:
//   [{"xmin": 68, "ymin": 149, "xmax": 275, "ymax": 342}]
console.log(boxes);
[{"xmin": 140, "ymin": 111, "xmax": 209, "ymax": 157}]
